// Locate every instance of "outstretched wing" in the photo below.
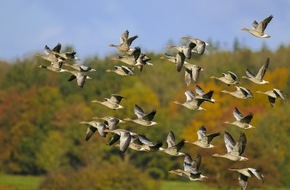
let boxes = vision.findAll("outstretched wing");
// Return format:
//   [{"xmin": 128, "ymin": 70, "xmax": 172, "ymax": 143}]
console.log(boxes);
[
  {"xmin": 256, "ymin": 15, "xmax": 273, "ymax": 33},
  {"xmin": 144, "ymin": 110, "xmax": 156, "ymax": 121},
  {"xmin": 256, "ymin": 58, "xmax": 270, "ymax": 80},
  {"xmin": 240, "ymin": 113, "xmax": 253, "ymax": 124},
  {"xmin": 224, "ymin": 131, "xmax": 236, "ymax": 153},
  {"xmin": 167, "ymin": 130, "xmax": 176, "ymax": 148},
  {"xmin": 134, "ymin": 104, "xmax": 145, "ymax": 118},
  {"xmin": 238, "ymin": 132, "xmax": 247, "ymax": 156},
  {"xmin": 233, "ymin": 107, "xmax": 244, "ymax": 121}
]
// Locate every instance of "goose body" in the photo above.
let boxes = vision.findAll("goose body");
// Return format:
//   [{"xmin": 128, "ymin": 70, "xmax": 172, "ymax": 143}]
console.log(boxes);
[
  {"xmin": 106, "ymin": 66, "xmax": 134, "ymax": 76},
  {"xmin": 66, "ymin": 70, "xmax": 92, "ymax": 88},
  {"xmin": 79, "ymin": 121, "xmax": 107, "ymax": 141},
  {"xmin": 221, "ymin": 86, "xmax": 253, "ymax": 99},
  {"xmin": 64, "ymin": 63, "xmax": 96, "ymax": 72},
  {"xmin": 93, "ymin": 116, "xmax": 125, "ymax": 130},
  {"xmin": 38, "ymin": 60, "xmax": 67, "ymax": 73}
]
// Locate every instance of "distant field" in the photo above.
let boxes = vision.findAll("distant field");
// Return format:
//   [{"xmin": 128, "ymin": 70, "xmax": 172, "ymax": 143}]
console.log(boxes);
[
  {"xmin": 0, "ymin": 176, "xmax": 215, "ymax": 190},
  {"xmin": 160, "ymin": 180, "xmax": 217, "ymax": 190},
  {"xmin": 0, "ymin": 174, "xmax": 288, "ymax": 190},
  {"xmin": 0, "ymin": 174, "xmax": 43, "ymax": 190}
]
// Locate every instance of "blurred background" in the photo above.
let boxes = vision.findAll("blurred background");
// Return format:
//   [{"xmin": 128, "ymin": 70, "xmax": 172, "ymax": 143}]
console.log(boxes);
[{"xmin": 0, "ymin": 0, "xmax": 290, "ymax": 190}]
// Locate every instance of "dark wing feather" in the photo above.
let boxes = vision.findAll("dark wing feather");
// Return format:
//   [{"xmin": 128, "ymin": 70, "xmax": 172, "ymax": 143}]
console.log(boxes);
[
  {"xmin": 144, "ymin": 110, "xmax": 156, "ymax": 121},
  {"xmin": 108, "ymin": 134, "xmax": 120, "ymax": 146},
  {"xmin": 207, "ymin": 132, "xmax": 220, "ymax": 143},
  {"xmin": 67, "ymin": 75, "xmax": 76, "ymax": 82},
  {"xmin": 85, "ymin": 126, "xmax": 97, "ymax": 141},
  {"xmin": 176, "ymin": 51, "xmax": 185, "ymax": 72},
  {"xmin": 52, "ymin": 43, "xmax": 61, "ymax": 53},
  {"xmin": 167, "ymin": 130, "xmax": 176, "ymax": 148},
  {"xmin": 127, "ymin": 35, "xmax": 138, "ymax": 46},
  {"xmin": 175, "ymin": 139, "xmax": 185, "ymax": 152},
  {"xmin": 238, "ymin": 132, "xmax": 247, "ymax": 155},
  {"xmin": 259, "ymin": 15, "xmax": 273, "ymax": 33},
  {"xmin": 240, "ymin": 113, "xmax": 253, "ymax": 124},
  {"xmin": 268, "ymin": 95, "xmax": 276, "ymax": 107}
]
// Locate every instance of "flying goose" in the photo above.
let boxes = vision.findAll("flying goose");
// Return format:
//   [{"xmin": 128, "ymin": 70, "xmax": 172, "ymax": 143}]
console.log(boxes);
[
  {"xmin": 135, "ymin": 53, "xmax": 153, "ymax": 72},
  {"xmin": 64, "ymin": 63, "xmax": 96, "ymax": 72},
  {"xmin": 224, "ymin": 107, "xmax": 254, "ymax": 129},
  {"xmin": 167, "ymin": 42, "xmax": 196, "ymax": 59},
  {"xmin": 109, "ymin": 30, "xmax": 138, "ymax": 53},
  {"xmin": 106, "ymin": 129, "xmax": 139, "ymax": 153},
  {"xmin": 174, "ymin": 90, "xmax": 212, "ymax": 111},
  {"xmin": 169, "ymin": 154, "xmax": 208, "ymax": 181},
  {"xmin": 229, "ymin": 167, "xmax": 264, "ymax": 190},
  {"xmin": 184, "ymin": 64, "xmax": 203, "ymax": 86},
  {"xmin": 35, "ymin": 43, "xmax": 61, "ymax": 63},
  {"xmin": 51, "ymin": 50, "xmax": 80, "ymax": 61},
  {"xmin": 138, "ymin": 134, "xmax": 163, "ymax": 151},
  {"xmin": 118, "ymin": 131, "xmax": 132, "ymax": 153},
  {"xmin": 66, "ymin": 70, "xmax": 92, "ymax": 88},
  {"xmin": 183, "ymin": 154, "xmax": 208, "ymax": 180},
  {"xmin": 221, "ymin": 86, "xmax": 253, "ymax": 99},
  {"xmin": 242, "ymin": 58, "xmax": 270, "ymax": 84},
  {"xmin": 185, "ymin": 126, "xmax": 220, "ymax": 148},
  {"xmin": 241, "ymin": 15, "xmax": 273, "ymax": 38},
  {"xmin": 123, "ymin": 135, "xmax": 163, "ymax": 152},
  {"xmin": 111, "ymin": 46, "xmax": 141, "ymax": 66},
  {"xmin": 256, "ymin": 88, "xmax": 286, "ymax": 107},
  {"xmin": 111, "ymin": 55, "xmax": 137, "ymax": 66},
  {"xmin": 159, "ymin": 130, "xmax": 185, "ymax": 156},
  {"xmin": 213, "ymin": 131, "xmax": 248, "ymax": 161},
  {"xmin": 79, "ymin": 121, "xmax": 107, "ymax": 141},
  {"xmin": 162, "ymin": 52, "xmax": 186, "ymax": 72},
  {"xmin": 92, "ymin": 116, "xmax": 125, "ymax": 130},
  {"xmin": 124, "ymin": 104, "xmax": 157, "ymax": 126},
  {"xmin": 105, "ymin": 128, "xmax": 138, "ymax": 137},
  {"xmin": 180, "ymin": 37, "xmax": 210, "ymax": 55},
  {"xmin": 211, "ymin": 71, "xmax": 240, "ymax": 86},
  {"xmin": 38, "ymin": 58, "xmax": 68, "ymax": 73},
  {"xmin": 106, "ymin": 66, "xmax": 134, "ymax": 76},
  {"xmin": 161, "ymin": 53, "xmax": 188, "ymax": 64},
  {"xmin": 91, "ymin": 94, "xmax": 125, "ymax": 110},
  {"xmin": 44, "ymin": 43, "xmax": 62, "ymax": 55}
]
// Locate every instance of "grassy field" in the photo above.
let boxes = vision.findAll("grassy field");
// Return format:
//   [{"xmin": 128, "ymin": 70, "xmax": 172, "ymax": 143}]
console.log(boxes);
[
  {"xmin": 0, "ymin": 174, "xmax": 43, "ymax": 190},
  {"xmin": 0, "ymin": 174, "xmax": 288, "ymax": 190},
  {"xmin": 160, "ymin": 180, "xmax": 217, "ymax": 190},
  {"xmin": 0, "ymin": 175, "xmax": 214, "ymax": 190}
]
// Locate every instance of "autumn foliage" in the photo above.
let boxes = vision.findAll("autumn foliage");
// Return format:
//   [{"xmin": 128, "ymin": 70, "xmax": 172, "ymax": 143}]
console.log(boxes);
[{"xmin": 0, "ymin": 43, "xmax": 290, "ymax": 189}]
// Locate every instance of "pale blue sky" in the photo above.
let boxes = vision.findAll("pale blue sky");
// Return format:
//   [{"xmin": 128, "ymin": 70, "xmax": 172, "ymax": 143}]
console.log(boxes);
[{"xmin": 1, "ymin": 0, "xmax": 290, "ymax": 61}]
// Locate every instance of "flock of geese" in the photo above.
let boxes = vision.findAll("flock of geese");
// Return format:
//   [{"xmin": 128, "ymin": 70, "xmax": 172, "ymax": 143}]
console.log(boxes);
[{"xmin": 35, "ymin": 15, "xmax": 287, "ymax": 190}]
